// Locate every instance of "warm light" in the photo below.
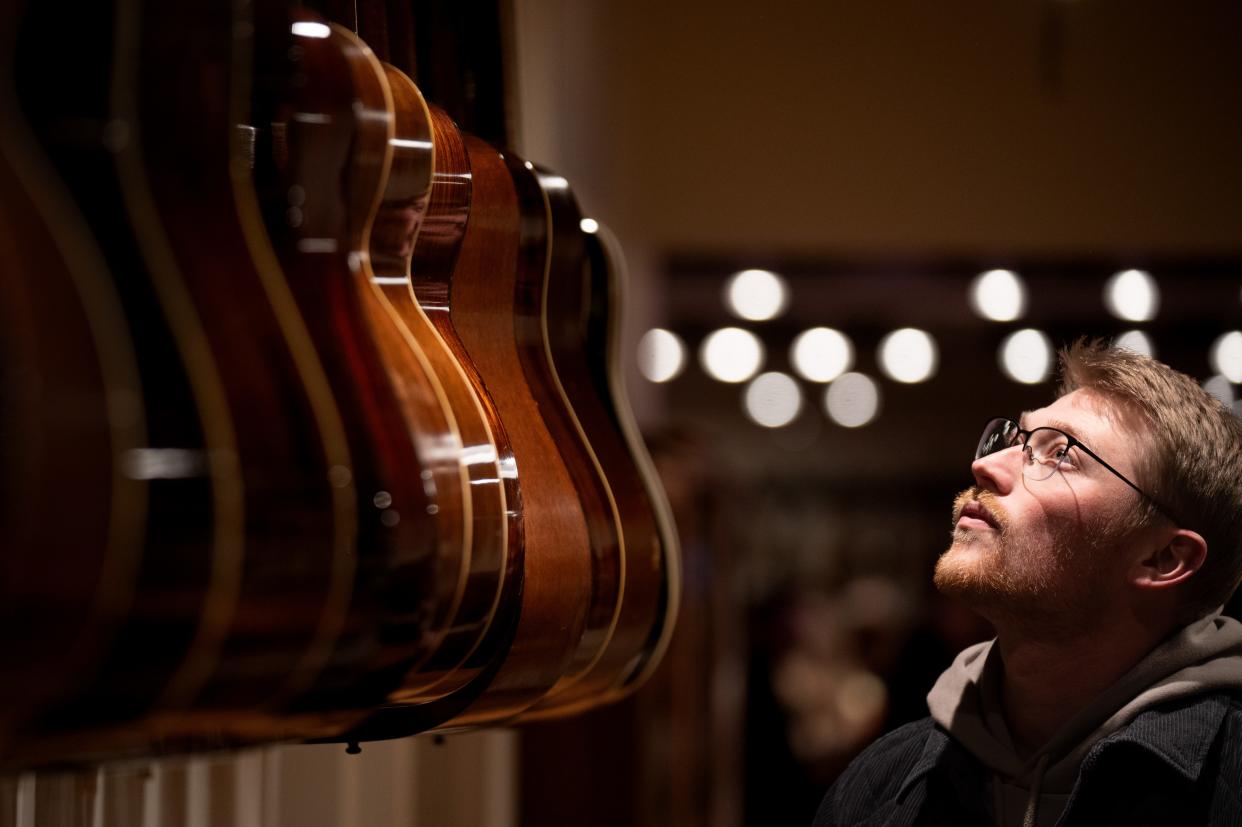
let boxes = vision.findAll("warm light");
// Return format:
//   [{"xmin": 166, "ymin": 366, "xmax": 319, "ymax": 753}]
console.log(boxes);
[
  {"xmin": 291, "ymin": 21, "xmax": 331, "ymax": 38},
  {"xmin": 1103, "ymin": 269, "xmax": 1159, "ymax": 322},
  {"xmin": 877, "ymin": 328, "xmax": 937, "ymax": 383},
  {"xmin": 724, "ymin": 269, "xmax": 788, "ymax": 321},
  {"xmin": 579, "ymin": 218, "xmax": 600, "ymax": 234},
  {"xmin": 700, "ymin": 327, "xmax": 765, "ymax": 383},
  {"xmin": 1203, "ymin": 375, "xmax": 1235, "ymax": 406},
  {"xmin": 1210, "ymin": 331, "xmax": 1242, "ymax": 383},
  {"xmin": 744, "ymin": 372, "xmax": 802, "ymax": 428},
  {"xmin": 790, "ymin": 327, "xmax": 853, "ymax": 383},
  {"xmin": 969, "ymin": 269, "xmax": 1027, "ymax": 321},
  {"xmin": 999, "ymin": 329, "xmax": 1053, "ymax": 384},
  {"xmin": 825, "ymin": 372, "xmax": 880, "ymax": 428},
  {"xmin": 637, "ymin": 328, "xmax": 686, "ymax": 383},
  {"xmin": 1113, "ymin": 330, "xmax": 1154, "ymax": 358}
]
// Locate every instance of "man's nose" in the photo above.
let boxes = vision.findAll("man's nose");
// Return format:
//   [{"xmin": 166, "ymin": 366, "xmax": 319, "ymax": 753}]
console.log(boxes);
[{"xmin": 972, "ymin": 446, "xmax": 1020, "ymax": 494}]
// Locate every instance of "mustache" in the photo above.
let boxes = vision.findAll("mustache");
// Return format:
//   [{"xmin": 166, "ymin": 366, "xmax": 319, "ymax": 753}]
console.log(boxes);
[{"xmin": 952, "ymin": 486, "xmax": 1010, "ymax": 532}]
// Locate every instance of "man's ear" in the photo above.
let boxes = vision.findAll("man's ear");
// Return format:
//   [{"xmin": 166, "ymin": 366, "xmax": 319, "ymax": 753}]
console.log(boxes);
[{"xmin": 1131, "ymin": 529, "xmax": 1208, "ymax": 589}]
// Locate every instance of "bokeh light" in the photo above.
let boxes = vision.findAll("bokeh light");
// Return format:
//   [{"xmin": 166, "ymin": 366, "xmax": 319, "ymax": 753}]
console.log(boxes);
[
  {"xmin": 824, "ymin": 372, "xmax": 880, "ymax": 427},
  {"xmin": 877, "ymin": 328, "xmax": 938, "ymax": 383},
  {"xmin": 1113, "ymin": 330, "xmax": 1154, "ymax": 358},
  {"xmin": 1103, "ymin": 269, "xmax": 1159, "ymax": 322},
  {"xmin": 725, "ymin": 269, "xmax": 789, "ymax": 321},
  {"xmin": 744, "ymin": 372, "xmax": 803, "ymax": 428},
  {"xmin": 1210, "ymin": 331, "xmax": 1242, "ymax": 383},
  {"xmin": 637, "ymin": 328, "xmax": 686, "ymax": 383},
  {"xmin": 790, "ymin": 327, "xmax": 854, "ymax": 383},
  {"xmin": 1203, "ymin": 375, "xmax": 1235, "ymax": 406},
  {"xmin": 969, "ymin": 269, "xmax": 1027, "ymax": 321},
  {"xmin": 700, "ymin": 327, "xmax": 765, "ymax": 383},
  {"xmin": 999, "ymin": 329, "xmax": 1053, "ymax": 384}
]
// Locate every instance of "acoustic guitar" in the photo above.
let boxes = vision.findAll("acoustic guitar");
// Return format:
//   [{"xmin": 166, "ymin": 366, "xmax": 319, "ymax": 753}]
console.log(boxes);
[
  {"xmin": 582, "ymin": 223, "xmax": 682, "ymax": 699},
  {"xmin": 252, "ymin": 10, "xmax": 467, "ymax": 711},
  {"xmin": 368, "ymin": 62, "xmax": 520, "ymax": 704},
  {"xmin": 9, "ymin": 0, "xmax": 227, "ymax": 759},
  {"xmin": 309, "ymin": 102, "xmax": 533, "ymax": 744},
  {"xmin": 517, "ymin": 170, "xmax": 664, "ymax": 718},
  {"xmin": 418, "ymin": 118, "xmax": 594, "ymax": 726},
  {"xmin": 0, "ymin": 0, "xmax": 145, "ymax": 760},
  {"xmin": 500, "ymin": 156, "xmax": 628, "ymax": 714},
  {"xmin": 114, "ymin": 0, "xmax": 368, "ymax": 731}
]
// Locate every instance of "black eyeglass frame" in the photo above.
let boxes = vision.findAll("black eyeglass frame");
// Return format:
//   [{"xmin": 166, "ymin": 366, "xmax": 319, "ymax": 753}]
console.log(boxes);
[{"xmin": 976, "ymin": 416, "xmax": 1181, "ymax": 525}]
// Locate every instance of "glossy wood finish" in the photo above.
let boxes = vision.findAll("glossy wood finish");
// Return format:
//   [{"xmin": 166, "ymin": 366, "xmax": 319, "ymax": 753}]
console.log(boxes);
[
  {"xmin": 517, "ymin": 171, "xmax": 663, "ymax": 718},
  {"xmin": 253, "ymin": 12, "xmax": 463, "ymax": 711},
  {"xmin": 315, "ymin": 105, "xmax": 528, "ymax": 742},
  {"xmin": 8, "ymin": 0, "xmax": 223, "ymax": 749},
  {"xmin": 0, "ymin": 0, "xmax": 145, "ymax": 756},
  {"xmin": 369, "ymin": 64, "xmax": 517, "ymax": 702},
  {"xmin": 582, "ymin": 224, "xmax": 682, "ymax": 698},
  {"xmin": 502, "ymin": 154, "xmax": 625, "ymax": 706},
  {"xmin": 115, "ymin": 0, "xmax": 365, "ymax": 723},
  {"xmin": 421, "ymin": 117, "xmax": 592, "ymax": 725}
]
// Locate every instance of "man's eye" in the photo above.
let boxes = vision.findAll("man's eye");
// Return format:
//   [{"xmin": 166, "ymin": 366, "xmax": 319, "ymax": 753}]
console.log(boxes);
[{"xmin": 1052, "ymin": 443, "xmax": 1076, "ymax": 465}]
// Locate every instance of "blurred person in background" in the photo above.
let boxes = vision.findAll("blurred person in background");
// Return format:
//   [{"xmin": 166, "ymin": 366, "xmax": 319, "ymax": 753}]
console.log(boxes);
[{"xmin": 815, "ymin": 340, "xmax": 1242, "ymax": 827}]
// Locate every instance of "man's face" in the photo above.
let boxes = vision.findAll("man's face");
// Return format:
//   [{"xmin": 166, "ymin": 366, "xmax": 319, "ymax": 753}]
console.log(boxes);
[{"xmin": 933, "ymin": 389, "xmax": 1149, "ymax": 636}]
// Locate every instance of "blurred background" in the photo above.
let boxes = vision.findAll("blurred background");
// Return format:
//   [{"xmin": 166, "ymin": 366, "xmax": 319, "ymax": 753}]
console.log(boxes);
[
  {"xmin": 8, "ymin": 0, "xmax": 1242, "ymax": 825},
  {"xmin": 511, "ymin": 0, "xmax": 1242, "ymax": 824}
]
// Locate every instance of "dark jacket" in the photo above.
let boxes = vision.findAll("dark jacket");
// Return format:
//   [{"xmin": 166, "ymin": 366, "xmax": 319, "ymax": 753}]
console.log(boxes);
[{"xmin": 813, "ymin": 692, "xmax": 1242, "ymax": 826}]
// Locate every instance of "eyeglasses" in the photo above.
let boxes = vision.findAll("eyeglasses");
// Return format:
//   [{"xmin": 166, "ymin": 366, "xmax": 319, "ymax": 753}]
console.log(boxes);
[{"xmin": 974, "ymin": 417, "xmax": 1179, "ymax": 524}]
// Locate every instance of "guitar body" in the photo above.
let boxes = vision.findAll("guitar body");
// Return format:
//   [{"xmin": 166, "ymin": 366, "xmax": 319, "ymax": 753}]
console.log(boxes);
[
  {"xmin": 0, "ymin": 0, "xmax": 145, "ymax": 757},
  {"xmin": 518, "ymin": 171, "xmax": 664, "ymax": 718},
  {"xmin": 119, "ymin": 0, "xmax": 367, "ymax": 727},
  {"xmin": 421, "ymin": 117, "xmax": 593, "ymax": 725},
  {"xmin": 583, "ymin": 225, "xmax": 682, "ymax": 700},
  {"xmin": 253, "ymin": 13, "xmax": 465, "ymax": 710},
  {"xmin": 503, "ymin": 155, "xmax": 625, "ymax": 708},
  {"xmin": 10, "ymin": 0, "xmax": 224, "ymax": 749},
  {"xmin": 369, "ymin": 64, "xmax": 517, "ymax": 703}
]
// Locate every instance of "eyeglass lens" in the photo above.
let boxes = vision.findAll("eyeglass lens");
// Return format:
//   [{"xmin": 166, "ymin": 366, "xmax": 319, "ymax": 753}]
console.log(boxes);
[
  {"xmin": 975, "ymin": 418, "xmax": 1071, "ymax": 482},
  {"xmin": 975, "ymin": 417, "xmax": 1018, "ymax": 460}
]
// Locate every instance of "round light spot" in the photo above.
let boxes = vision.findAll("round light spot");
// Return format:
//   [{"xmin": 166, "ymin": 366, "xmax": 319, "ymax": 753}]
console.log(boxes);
[
  {"xmin": 637, "ymin": 328, "xmax": 686, "ymax": 383},
  {"xmin": 724, "ymin": 269, "xmax": 788, "ymax": 321},
  {"xmin": 1113, "ymin": 330, "xmax": 1154, "ymax": 358},
  {"xmin": 579, "ymin": 217, "xmax": 600, "ymax": 234},
  {"xmin": 877, "ymin": 328, "xmax": 938, "ymax": 383},
  {"xmin": 999, "ymin": 328, "xmax": 1053, "ymax": 384},
  {"xmin": 969, "ymin": 269, "xmax": 1027, "ymax": 322},
  {"xmin": 1203, "ymin": 375, "xmax": 1235, "ymax": 406},
  {"xmin": 743, "ymin": 372, "xmax": 802, "ymax": 428},
  {"xmin": 328, "ymin": 465, "xmax": 352, "ymax": 488},
  {"xmin": 1103, "ymin": 269, "xmax": 1159, "ymax": 322},
  {"xmin": 824, "ymin": 372, "xmax": 880, "ymax": 428},
  {"xmin": 1210, "ymin": 331, "xmax": 1242, "ymax": 383},
  {"xmin": 790, "ymin": 327, "xmax": 854, "ymax": 383},
  {"xmin": 700, "ymin": 327, "xmax": 765, "ymax": 383}
]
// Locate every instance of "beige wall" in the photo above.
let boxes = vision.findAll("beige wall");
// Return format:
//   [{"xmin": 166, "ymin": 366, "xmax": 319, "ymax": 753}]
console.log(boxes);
[{"xmin": 515, "ymin": 0, "xmax": 1242, "ymax": 255}]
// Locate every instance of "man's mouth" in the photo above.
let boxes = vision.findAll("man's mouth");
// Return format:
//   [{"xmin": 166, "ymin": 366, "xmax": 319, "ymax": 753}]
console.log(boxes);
[{"xmin": 957, "ymin": 499, "xmax": 1000, "ymax": 531}]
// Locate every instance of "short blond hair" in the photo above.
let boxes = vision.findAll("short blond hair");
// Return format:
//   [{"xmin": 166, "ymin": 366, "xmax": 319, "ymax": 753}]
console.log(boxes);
[{"xmin": 1058, "ymin": 338, "xmax": 1242, "ymax": 620}]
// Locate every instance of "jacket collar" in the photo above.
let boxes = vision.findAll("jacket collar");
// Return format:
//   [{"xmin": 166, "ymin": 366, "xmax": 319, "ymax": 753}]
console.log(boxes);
[
  {"xmin": 1084, "ymin": 692, "xmax": 1230, "ymax": 782},
  {"xmin": 897, "ymin": 692, "xmax": 1231, "ymax": 799}
]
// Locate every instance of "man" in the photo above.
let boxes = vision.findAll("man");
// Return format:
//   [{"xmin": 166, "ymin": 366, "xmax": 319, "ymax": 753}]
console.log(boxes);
[{"xmin": 814, "ymin": 340, "xmax": 1242, "ymax": 826}]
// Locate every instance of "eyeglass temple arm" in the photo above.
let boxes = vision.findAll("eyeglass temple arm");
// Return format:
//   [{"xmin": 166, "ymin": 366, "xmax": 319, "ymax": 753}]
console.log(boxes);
[{"xmin": 1070, "ymin": 438, "xmax": 1179, "ymax": 524}]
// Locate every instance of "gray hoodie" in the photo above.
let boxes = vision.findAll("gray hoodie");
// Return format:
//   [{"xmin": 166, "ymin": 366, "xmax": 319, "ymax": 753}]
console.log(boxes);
[{"xmin": 926, "ymin": 610, "xmax": 1242, "ymax": 827}]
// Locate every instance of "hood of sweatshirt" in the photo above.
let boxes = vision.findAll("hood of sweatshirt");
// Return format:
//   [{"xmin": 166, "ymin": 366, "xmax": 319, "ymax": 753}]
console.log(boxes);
[{"xmin": 927, "ymin": 610, "xmax": 1242, "ymax": 824}]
